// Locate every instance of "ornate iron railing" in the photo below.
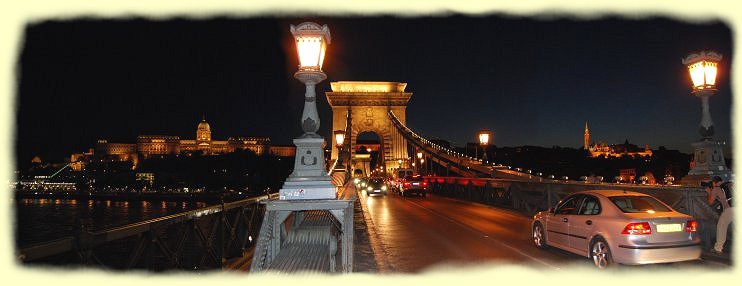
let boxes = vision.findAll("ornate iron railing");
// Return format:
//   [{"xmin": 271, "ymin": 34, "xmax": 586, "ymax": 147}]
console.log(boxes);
[{"xmin": 18, "ymin": 193, "xmax": 278, "ymax": 271}]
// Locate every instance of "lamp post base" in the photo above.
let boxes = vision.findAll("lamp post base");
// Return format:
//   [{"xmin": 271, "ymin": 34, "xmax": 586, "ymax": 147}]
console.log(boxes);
[
  {"xmin": 681, "ymin": 139, "xmax": 732, "ymax": 186},
  {"xmin": 279, "ymin": 137, "xmax": 337, "ymax": 200}
]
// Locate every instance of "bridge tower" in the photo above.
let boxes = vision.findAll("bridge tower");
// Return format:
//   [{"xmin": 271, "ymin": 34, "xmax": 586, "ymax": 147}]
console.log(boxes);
[{"xmin": 326, "ymin": 81, "xmax": 412, "ymax": 175}]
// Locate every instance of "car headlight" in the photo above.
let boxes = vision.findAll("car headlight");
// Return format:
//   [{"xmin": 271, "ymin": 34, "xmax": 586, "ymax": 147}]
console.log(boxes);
[
  {"xmin": 367, "ymin": 187, "xmax": 372, "ymax": 191},
  {"xmin": 354, "ymin": 178, "xmax": 360, "ymax": 184},
  {"xmin": 362, "ymin": 183, "xmax": 366, "ymax": 187},
  {"xmin": 381, "ymin": 185, "xmax": 387, "ymax": 190}
]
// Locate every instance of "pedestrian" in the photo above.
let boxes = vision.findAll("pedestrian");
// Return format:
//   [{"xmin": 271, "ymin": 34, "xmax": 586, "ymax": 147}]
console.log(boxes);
[{"xmin": 706, "ymin": 176, "xmax": 733, "ymax": 254}]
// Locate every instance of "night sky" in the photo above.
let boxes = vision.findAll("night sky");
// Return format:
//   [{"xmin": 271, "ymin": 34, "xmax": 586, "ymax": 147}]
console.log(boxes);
[{"xmin": 15, "ymin": 15, "xmax": 733, "ymax": 165}]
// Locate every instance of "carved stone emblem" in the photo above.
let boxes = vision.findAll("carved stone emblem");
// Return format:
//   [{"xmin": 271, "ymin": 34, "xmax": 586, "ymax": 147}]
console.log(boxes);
[
  {"xmin": 300, "ymin": 150, "xmax": 317, "ymax": 166},
  {"xmin": 302, "ymin": 118, "xmax": 318, "ymax": 133}
]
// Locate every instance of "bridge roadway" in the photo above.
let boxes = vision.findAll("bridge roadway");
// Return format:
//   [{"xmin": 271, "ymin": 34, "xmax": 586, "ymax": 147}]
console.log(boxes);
[{"xmin": 354, "ymin": 186, "xmax": 730, "ymax": 272}]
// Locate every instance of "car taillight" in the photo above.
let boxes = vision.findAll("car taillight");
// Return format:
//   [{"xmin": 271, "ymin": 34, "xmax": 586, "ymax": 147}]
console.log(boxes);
[
  {"xmin": 621, "ymin": 222, "xmax": 652, "ymax": 235},
  {"xmin": 685, "ymin": 220, "xmax": 698, "ymax": 232},
  {"xmin": 404, "ymin": 182, "xmax": 411, "ymax": 187}
]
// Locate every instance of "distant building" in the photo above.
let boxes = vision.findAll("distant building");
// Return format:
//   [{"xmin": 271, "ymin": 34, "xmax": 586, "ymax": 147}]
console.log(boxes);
[
  {"xmin": 269, "ymin": 146, "xmax": 297, "ymax": 157},
  {"xmin": 72, "ymin": 116, "xmax": 294, "ymax": 169},
  {"xmin": 584, "ymin": 122, "xmax": 653, "ymax": 158}
]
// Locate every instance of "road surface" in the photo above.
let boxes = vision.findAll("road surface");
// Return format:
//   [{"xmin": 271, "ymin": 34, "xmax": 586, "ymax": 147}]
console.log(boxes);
[{"xmin": 357, "ymin": 189, "xmax": 729, "ymax": 272}]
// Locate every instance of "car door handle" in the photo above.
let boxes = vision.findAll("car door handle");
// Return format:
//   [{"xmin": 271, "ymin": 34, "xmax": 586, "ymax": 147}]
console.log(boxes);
[
  {"xmin": 586, "ymin": 220, "xmax": 592, "ymax": 225},
  {"xmin": 562, "ymin": 218, "xmax": 568, "ymax": 223}
]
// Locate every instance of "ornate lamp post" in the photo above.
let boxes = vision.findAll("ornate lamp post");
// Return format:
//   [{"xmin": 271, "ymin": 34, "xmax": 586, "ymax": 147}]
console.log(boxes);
[
  {"xmin": 278, "ymin": 22, "xmax": 336, "ymax": 200},
  {"xmin": 415, "ymin": 151, "xmax": 422, "ymax": 174},
  {"xmin": 334, "ymin": 129, "xmax": 346, "ymax": 170},
  {"xmin": 252, "ymin": 22, "xmax": 354, "ymax": 273},
  {"xmin": 478, "ymin": 129, "xmax": 491, "ymax": 165},
  {"xmin": 681, "ymin": 51, "xmax": 731, "ymax": 183}
]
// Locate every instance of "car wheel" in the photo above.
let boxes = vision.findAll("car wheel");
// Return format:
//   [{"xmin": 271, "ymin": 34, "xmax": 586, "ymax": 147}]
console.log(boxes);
[
  {"xmin": 591, "ymin": 238, "xmax": 613, "ymax": 269},
  {"xmin": 532, "ymin": 222, "xmax": 547, "ymax": 249}
]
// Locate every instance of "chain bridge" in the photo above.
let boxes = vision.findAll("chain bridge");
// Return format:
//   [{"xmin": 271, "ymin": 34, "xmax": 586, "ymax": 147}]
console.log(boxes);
[{"xmin": 18, "ymin": 81, "xmax": 730, "ymax": 273}]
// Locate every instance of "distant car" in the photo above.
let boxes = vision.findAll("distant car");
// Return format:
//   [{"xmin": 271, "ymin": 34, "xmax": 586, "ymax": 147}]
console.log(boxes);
[
  {"xmin": 353, "ymin": 177, "xmax": 368, "ymax": 190},
  {"xmin": 365, "ymin": 178, "xmax": 388, "ymax": 196},
  {"xmin": 531, "ymin": 190, "xmax": 701, "ymax": 269},
  {"xmin": 399, "ymin": 175, "xmax": 428, "ymax": 197}
]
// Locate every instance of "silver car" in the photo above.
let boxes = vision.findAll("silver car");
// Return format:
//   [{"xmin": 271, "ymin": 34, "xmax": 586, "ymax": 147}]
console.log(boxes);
[{"xmin": 532, "ymin": 190, "xmax": 701, "ymax": 268}]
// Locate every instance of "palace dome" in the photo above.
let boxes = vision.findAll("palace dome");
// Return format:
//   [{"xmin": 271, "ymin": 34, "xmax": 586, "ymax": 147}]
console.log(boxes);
[{"xmin": 197, "ymin": 119, "xmax": 211, "ymax": 132}]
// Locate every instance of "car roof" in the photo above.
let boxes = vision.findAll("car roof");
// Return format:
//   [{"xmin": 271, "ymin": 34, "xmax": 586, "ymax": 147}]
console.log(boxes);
[{"xmin": 577, "ymin": 189, "xmax": 653, "ymax": 197}]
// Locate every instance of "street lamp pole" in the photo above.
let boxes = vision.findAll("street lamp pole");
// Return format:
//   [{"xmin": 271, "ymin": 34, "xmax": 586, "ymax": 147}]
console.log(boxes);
[
  {"xmin": 681, "ymin": 51, "xmax": 731, "ymax": 184},
  {"xmin": 334, "ymin": 130, "xmax": 346, "ymax": 170},
  {"xmin": 478, "ymin": 130, "xmax": 491, "ymax": 166},
  {"xmin": 278, "ymin": 22, "xmax": 337, "ymax": 200},
  {"xmin": 416, "ymin": 151, "xmax": 423, "ymax": 175}
]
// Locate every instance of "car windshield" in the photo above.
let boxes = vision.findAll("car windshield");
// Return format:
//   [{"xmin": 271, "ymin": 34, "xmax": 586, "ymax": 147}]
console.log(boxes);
[{"xmin": 609, "ymin": 195, "xmax": 671, "ymax": 213}]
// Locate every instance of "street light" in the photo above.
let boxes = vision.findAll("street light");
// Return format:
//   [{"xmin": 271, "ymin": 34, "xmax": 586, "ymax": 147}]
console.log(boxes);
[
  {"xmin": 478, "ymin": 129, "xmax": 491, "ymax": 165},
  {"xmin": 416, "ymin": 151, "xmax": 423, "ymax": 175},
  {"xmin": 334, "ymin": 130, "xmax": 345, "ymax": 147},
  {"xmin": 333, "ymin": 130, "xmax": 345, "ymax": 170},
  {"xmin": 681, "ymin": 51, "xmax": 731, "ymax": 183},
  {"xmin": 683, "ymin": 51, "xmax": 721, "ymax": 139},
  {"xmin": 278, "ymin": 22, "xmax": 335, "ymax": 200}
]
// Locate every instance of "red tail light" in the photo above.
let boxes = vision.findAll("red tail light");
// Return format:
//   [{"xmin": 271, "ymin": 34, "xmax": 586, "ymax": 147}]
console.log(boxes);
[
  {"xmin": 422, "ymin": 182, "xmax": 428, "ymax": 188},
  {"xmin": 685, "ymin": 220, "xmax": 698, "ymax": 232},
  {"xmin": 403, "ymin": 182, "xmax": 411, "ymax": 188},
  {"xmin": 621, "ymin": 222, "xmax": 652, "ymax": 235}
]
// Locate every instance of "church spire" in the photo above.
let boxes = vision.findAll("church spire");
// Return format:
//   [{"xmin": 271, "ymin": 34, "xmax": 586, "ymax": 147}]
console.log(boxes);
[{"xmin": 584, "ymin": 121, "xmax": 590, "ymax": 150}]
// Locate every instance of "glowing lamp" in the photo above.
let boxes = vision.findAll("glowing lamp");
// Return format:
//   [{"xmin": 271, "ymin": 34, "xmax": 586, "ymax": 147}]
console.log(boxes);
[
  {"xmin": 417, "ymin": 152, "xmax": 423, "ymax": 159},
  {"xmin": 478, "ymin": 130, "xmax": 491, "ymax": 146},
  {"xmin": 333, "ymin": 130, "xmax": 345, "ymax": 148},
  {"xmin": 682, "ymin": 51, "xmax": 721, "ymax": 95},
  {"xmin": 291, "ymin": 22, "xmax": 331, "ymax": 72}
]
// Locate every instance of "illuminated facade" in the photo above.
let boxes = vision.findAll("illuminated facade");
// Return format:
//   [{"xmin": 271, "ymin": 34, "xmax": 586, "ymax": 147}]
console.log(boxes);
[
  {"xmin": 75, "ymin": 117, "xmax": 288, "ymax": 169},
  {"xmin": 584, "ymin": 122, "xmax": 653, "ymax": 158},
  {"xmin": 325, "ymin": 81, "xmax": 412, "ymax": 173}
]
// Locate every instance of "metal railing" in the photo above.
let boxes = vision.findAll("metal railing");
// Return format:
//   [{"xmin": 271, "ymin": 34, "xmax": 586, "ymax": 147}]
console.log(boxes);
[{"xmin": 18, "ymin": 193, "xmax": 279, "ymax": 271}]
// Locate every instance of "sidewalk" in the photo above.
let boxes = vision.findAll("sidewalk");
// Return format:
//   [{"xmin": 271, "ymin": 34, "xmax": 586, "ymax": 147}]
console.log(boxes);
[
  {"xmin": 338, "ymin": 183, "xmax": 384, "ymax": 272},
  {"xmin": 700, "ymin": 248, "xmax": 733, "ymax": 265}
]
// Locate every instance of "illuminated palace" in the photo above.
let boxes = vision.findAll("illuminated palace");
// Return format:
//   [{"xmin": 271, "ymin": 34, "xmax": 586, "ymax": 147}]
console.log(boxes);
[
  {"xmin": 71, "ymin": 117, "xmax": 296, "ymax": 170},
  {"xmin": 583, "ymin": 122, "xmax": 653, "ymax": 158}
]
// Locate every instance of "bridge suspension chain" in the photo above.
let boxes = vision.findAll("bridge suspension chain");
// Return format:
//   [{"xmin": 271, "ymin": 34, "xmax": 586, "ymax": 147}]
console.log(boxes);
[{"xmin": 388, "ymin": 111, "xmax": 541, "ymax": 181}]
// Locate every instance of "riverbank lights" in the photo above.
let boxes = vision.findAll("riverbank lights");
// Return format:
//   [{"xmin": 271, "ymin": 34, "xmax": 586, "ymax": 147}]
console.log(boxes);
[
  {"xmin": 291, "ymin": 22, "xmax": 331, "ymax": 72},
  {"xmin": 334, "ymin": 130, "xmax": 345, "ymax": 148},
  {"xmin": 683, "ymin": 51, "xmax": 721, "ymax": 96},
  {"xmin": 478, "ymin": 130, "xmax": 491, "ymax": 146}
]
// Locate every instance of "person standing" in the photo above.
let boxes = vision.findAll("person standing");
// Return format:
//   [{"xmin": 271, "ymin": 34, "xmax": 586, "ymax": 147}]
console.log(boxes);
[{"xmin": 707, "ymin": 176, "xmax": 733, "ymax": 254}]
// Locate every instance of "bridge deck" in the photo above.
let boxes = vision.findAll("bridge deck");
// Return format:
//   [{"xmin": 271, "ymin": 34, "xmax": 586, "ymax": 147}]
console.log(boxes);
[{"xmin": 223, "ymin": 184, "xmax": 379, "ymax": 272}]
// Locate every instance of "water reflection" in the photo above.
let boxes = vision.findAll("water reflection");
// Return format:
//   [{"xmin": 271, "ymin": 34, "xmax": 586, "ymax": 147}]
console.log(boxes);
[{"xmin": 14, "ymin": 198, "xmax": 214, "ymax": 248}]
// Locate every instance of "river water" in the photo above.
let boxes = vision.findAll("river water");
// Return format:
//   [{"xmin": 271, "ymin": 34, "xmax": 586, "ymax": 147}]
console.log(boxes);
[{"xmin": 14, "ymin": 198, "xmax": 210, "ymax": 248}]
